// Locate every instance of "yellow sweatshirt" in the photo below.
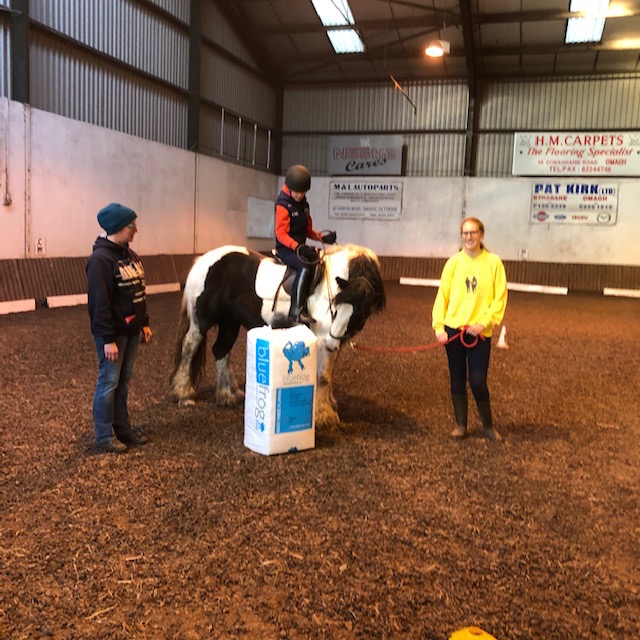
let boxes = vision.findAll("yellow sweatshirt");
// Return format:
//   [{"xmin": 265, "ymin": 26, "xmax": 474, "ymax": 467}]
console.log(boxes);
[{"xmin": 432, "ymin": 249, "xmax": 508, "ymax": 337}]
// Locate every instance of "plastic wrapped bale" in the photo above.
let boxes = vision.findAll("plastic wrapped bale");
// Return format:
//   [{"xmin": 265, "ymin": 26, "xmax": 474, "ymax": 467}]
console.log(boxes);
[{"xmin": 244, "ymin": 324, "xmax": 317, "ymax": 455}]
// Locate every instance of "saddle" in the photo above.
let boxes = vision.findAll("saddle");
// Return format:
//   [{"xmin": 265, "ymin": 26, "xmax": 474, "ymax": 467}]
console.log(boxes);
[{"xmin": 255, "ymin": 252, "xmax": 325, "ymax": 307}]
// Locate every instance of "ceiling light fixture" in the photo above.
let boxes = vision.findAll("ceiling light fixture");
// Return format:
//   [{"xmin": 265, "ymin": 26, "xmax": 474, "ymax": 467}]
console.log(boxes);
[{"xmin": 425, "ymin": 39, "xmax": 450, "ymax": 57}]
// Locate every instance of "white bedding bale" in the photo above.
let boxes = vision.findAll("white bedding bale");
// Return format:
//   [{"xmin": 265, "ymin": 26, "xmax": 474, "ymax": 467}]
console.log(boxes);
[{"xmin": 244, "ymin": 324, "xmax": 316, "ymax": 455}]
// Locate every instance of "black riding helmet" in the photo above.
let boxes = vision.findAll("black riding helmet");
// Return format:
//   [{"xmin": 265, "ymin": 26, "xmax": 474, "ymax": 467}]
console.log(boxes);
[{"xmin": 285, "ymin": 164, "xmax": 311, "ymax": 192}]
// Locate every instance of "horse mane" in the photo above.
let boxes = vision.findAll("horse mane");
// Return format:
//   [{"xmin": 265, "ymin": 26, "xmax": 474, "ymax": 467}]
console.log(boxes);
[{"xmin": 332, "ymin": 245, "xmax": 386, "ymax": 314}]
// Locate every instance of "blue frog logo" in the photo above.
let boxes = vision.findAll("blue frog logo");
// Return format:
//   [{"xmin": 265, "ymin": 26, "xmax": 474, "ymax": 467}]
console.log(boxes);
[{"xmin": 282, "ymin": 340, "xmax": 309, "ymax": 374}]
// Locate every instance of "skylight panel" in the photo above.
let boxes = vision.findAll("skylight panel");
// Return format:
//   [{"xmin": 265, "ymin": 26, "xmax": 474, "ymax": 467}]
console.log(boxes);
[
  {"xmin": 311, "ymin": 0, "xmax": 365, "ymax": 54},
  {"xmin": 328, "ymin": 29, "xmax": 365, "ymax": 54},
  {"xmin": 311, "ymin": 0, "xmax": 354, "ymax": 26},
  {"xmin": 565, "ymin": 0, "xmax": 609, "ymax": 44}
]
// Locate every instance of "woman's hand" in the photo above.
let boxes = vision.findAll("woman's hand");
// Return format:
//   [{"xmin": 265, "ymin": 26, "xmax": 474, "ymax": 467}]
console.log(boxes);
[
  {"xmin": 104, "ymin": 342, "xmax": 119, "ymax": 362},
  {"xmin": 465, "ymin": 323, "xmax": 485, "ymax": 336},
  {"xmin": 436, "ymin": 332, "xmax": 449, "ymax": 344}
]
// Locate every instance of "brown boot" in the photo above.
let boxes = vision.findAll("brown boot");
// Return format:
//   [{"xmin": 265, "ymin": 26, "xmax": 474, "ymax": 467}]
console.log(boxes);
[
  {"xmin": 95, "ymin": 437, "xmax": 128, "ymax": 454},
  {"xmin": 450, "ymin": 394, "xmax": 468, "ymax": 439},
  {"xmin": 115, "ymin": 427, "xmax": 149, "ymax": 446},
  {"xmin": 477, "ymin": 398, "xmax": 502, "ymax": 442}
]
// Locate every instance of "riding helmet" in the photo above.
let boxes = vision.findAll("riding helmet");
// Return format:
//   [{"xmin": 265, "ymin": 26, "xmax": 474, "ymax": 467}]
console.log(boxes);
[{"xmin": 285, "ymin": 164, "xmax": 311, "ymax": 192}]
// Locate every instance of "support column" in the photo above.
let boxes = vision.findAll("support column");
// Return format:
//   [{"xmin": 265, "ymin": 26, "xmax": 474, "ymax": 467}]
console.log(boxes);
[
  {"xmin": 187, "ymin": 0, "xmax": 202, "ymax": 152},
  {"xmin": 10, "ymin": 0, "xmax": 29, "ymax": 104}
]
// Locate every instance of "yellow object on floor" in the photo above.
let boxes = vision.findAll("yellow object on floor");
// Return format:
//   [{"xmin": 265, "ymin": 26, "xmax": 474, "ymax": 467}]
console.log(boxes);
[{"xmin": 449, "ymin": 627, "xmax": 497, "ymax": 640}]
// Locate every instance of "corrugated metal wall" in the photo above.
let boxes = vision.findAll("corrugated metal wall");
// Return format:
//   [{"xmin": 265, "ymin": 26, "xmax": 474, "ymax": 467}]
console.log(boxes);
[
  {"xmin": 201, "ymin": 1, "xmax": 260, "ymax": 72},
  {"xmin": 283, "ymin": 75, "xmax": 640, "ymax": 177},
  {"xmin": 147, "ymin": 0, "xmax": 190, "ymax": 23},
  {"xmin": 200, "ymin": 46, "xmax": 276, "ymax": 128},
  {"xmin": 30, "ymin": 30, "xmax": 188, "ymax": 147},
  {"xmin": 283, "ymin": 80, "xmax": 468, "ymax": 176},
  {"xmin": 11, "ymin": 0, "xmax": 276, "ymax": 168},
  {"xmin": 200, "ymin": 103, "xmax": 272, "ymax": 168},
  {"xmin": 475, "ymin": 133, "xmax": 513, "ymax": 177},
  {"xmin": 30, "ymin": 0, "xmax": 189, "ymax": 88},
  {"xmin": 480, "ymin": 75, "xmax": 640, "ymax": 130},
  {"xmin": 475, "ymin": 75, "xmax": 640, "ymax": 176},
  {"xmin": 284, "ymin": 81, "xmax": 468, "ymax": 132}
]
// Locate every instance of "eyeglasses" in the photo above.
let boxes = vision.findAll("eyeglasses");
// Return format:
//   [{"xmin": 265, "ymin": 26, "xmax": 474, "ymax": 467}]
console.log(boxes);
[
  {"xmin": 461, "ymin": 230, "xmax": 479, "ymax": 237},
  {"xmin": 126, "ymin": 222, "xmax": 137, "ymax": 229}
]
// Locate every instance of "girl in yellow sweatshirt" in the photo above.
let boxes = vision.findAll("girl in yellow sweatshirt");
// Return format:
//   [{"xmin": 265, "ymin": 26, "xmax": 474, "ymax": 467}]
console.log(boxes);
[{"xmin": 432, "ymin": 217, "xmax": 508, "ymax": 441}]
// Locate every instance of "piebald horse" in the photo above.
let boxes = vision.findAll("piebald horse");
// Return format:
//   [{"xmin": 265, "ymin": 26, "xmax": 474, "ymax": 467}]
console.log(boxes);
[{"xmin": 169, "ymin": 244, "xmax": 385, "ymax": 428}]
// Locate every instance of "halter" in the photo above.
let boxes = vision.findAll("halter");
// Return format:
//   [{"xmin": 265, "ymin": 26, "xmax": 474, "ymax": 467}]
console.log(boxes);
[
  {"xmin": 299, "ymin": 241, "xmax": 358, "ymax": 342},
  {"xmin": 318, "ymin": 250, "xmax": 347, "ymax": 340}
]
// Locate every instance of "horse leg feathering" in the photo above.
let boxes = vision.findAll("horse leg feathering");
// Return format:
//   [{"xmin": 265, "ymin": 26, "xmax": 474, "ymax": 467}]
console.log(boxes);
[
  {"xmin": 215, "ymin": 355, "xmax": 245, "ymax": 406},
  {"xmin": 169, "ymin": 303, "xmax": 206, "ymax": 405},
  {"xmin": 315, "ymin": 341, "xmax": 341, "ymax": 429}
]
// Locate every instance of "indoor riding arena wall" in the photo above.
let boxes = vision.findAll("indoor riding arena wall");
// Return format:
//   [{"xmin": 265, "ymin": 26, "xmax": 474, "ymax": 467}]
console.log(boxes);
[{"xmin": 2, "ymin": 255, "xmax": 640, "ymax": 311}]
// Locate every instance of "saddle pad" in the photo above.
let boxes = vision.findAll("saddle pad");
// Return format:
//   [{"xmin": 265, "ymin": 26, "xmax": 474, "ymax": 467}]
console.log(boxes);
[{"xmin": 255, "ymin": 258, "xmax": 288, "ymax": 300}]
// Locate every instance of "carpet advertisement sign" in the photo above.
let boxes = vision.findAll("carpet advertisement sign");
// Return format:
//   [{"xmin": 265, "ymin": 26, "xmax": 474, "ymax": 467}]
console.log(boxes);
[
  {"xmin": 513, "ymin": 132, "xmax": 640, "ymax": 176},
  {"xmin": 530, "ymin": 180, "xmax": 618, "ymax": 225},
  {"xmin": 329, "ymin": 179, "xmax": 403, "ymax": 220}
]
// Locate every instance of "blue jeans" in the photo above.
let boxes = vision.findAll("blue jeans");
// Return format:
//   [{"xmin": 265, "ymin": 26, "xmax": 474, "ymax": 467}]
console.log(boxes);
[{"xmin": 93, "ymin": 334, "xmax": 139, "ymax": 443}]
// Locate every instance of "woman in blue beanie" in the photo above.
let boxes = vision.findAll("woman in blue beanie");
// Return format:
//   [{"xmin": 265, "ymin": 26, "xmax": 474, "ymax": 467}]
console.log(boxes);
[{"xmin": 86, "ymin": 203, "xmax": 152, "ymax": 453}]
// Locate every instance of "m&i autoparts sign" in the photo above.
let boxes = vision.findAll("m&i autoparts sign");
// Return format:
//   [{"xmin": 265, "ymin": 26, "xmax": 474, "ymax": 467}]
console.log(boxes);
[
  {"xmin": 513, "ymin": 132, "xmax": 640, "ymax": 176},
  {"xmin": 329, "ymin": 179, "xmax": 403, "ymax": 220},
  {"xmin": 530, "ymin": 180, "xmax": 618, "ymax": 225}
]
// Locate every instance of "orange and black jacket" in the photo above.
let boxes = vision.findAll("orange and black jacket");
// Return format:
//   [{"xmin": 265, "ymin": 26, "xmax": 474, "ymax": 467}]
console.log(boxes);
[{"xmin": 274, "ymin": 184, "xmax": 322, "ymax": 253}]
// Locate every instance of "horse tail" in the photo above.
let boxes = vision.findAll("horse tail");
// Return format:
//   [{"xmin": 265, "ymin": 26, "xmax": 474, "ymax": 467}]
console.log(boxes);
[{"xmin": 169, "ymin": 295, "xmax": 207, "ymax": 399}]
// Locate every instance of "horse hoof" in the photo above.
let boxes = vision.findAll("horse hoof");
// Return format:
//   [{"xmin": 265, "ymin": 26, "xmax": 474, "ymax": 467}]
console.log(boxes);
[
  {"xmin": 316, "ymin": 410, "xmax": 341, "ymax": 431},
  {"xmin": 217, "ymin": 393, "xmax": 239, "ymax": 407},
  {"xmin": 178, "ymin": 398, "xmax": 196, "ymax": 408}
]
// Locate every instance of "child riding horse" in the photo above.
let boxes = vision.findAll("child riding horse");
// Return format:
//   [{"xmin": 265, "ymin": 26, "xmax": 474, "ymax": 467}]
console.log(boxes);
[
  {"xmin": 169, "ymin": 244, "xmax": 386, "ymax": 428},
  {"xmin": 275, "ymin": 164, "xmax": 337, "ymax": 325}
]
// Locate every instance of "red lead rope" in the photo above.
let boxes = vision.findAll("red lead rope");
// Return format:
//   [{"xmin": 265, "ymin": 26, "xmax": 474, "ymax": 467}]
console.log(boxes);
[{"xmin": 350, "ymin": 327, "xmax": 486, "ymax": 353}]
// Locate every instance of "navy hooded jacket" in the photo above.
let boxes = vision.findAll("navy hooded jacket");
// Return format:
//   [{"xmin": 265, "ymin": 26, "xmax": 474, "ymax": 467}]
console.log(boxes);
[{"xmin": 86, "ymin": 236, "xmax": 149, "ymax": 343}]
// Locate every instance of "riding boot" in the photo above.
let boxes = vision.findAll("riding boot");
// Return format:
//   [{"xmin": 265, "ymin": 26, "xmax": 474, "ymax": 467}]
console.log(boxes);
[
  {"xmin": 450, "ymin": 393, "xmax": 468, "ymax": 438},
  {"xmin": 289, "ymin": 267, "xmax": 316, "ymax": 325},
  {"xmin": 477, "ymin": 398, "xmax": 502, "ymax": 442}
]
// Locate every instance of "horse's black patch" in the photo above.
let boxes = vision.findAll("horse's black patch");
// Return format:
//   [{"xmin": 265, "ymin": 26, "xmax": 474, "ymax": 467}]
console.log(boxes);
[
  {"xmin": 334, "ymin": 253, "xmax": 386, "ymax": 339},
  {"xmin": 195, "ymin": 251, "xmax": 265, "ymax": 358}
]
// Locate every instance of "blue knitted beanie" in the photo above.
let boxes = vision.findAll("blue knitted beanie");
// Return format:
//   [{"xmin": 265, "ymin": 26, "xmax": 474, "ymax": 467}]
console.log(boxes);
[{"xmin": 97, "ymin": 203, "xmax": 137, "ymax": 234}]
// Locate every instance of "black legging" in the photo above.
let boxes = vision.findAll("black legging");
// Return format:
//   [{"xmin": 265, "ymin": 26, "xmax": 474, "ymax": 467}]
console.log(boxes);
[{"xmin": 444, "ymin": 326, "xmax": 492, "ymax": 401}]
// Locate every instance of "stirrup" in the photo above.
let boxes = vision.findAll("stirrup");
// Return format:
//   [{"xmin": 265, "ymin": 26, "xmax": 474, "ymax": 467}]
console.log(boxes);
[{"xmin": 291, "ymin": 310, "xmax": 316, "ymax": 325}]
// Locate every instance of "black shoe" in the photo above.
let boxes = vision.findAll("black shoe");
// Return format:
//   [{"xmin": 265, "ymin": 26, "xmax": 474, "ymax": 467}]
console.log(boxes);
[
  {"xmin": 95, "ymin": 437, "xmax": 128, "ymax": 454},
  {"xmin": 116, "ymin": 429, "xmax": 149, "ymax": 446}
]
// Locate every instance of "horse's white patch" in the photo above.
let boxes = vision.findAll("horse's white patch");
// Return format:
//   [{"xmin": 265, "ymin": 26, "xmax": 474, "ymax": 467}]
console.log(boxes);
[
  {"xmin": 325, "ymin": 303, "xmax": 354, "ymax": 351},
  {"xmin": 184, "ymin": 246, "xmax": 249, "ymax": 317},
  {"xmin": 255, "ymin": 258, "xmax": 288, "ymax": 300}
]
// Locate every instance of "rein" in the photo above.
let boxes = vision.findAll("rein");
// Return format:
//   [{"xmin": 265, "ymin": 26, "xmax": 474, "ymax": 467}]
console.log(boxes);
[{"xmin": 350, "ymin": 328, "xmax": 485, "ymax": 353}]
